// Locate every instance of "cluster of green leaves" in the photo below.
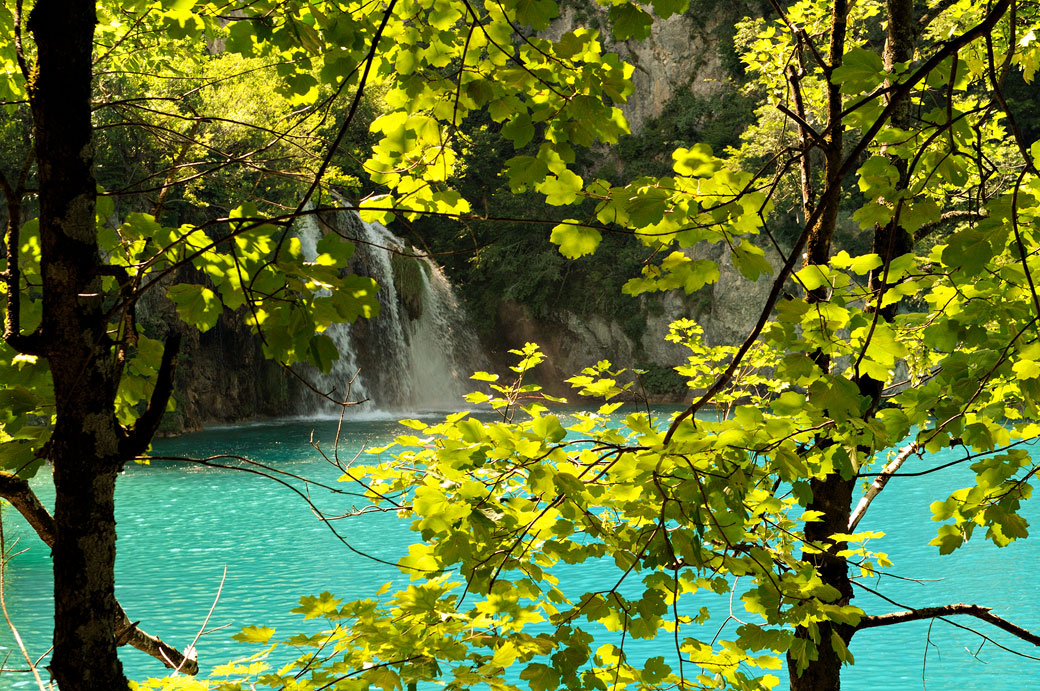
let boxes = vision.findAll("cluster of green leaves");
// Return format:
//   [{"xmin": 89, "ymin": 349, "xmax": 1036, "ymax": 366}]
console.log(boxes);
[
  {"xmin": 2, "ymin": 1, "xmax": 386, "ymax": 457},
  {"xmin": 179, "ymin": 334, "xmax": 880, "ymax": 690},
  {"xmin": 188, "ymin": 1, "xmax": 1040, "ymax": 689},
  {"xmin": 2, "ymin": 0, "xmax": 650, "ymax": 472}
]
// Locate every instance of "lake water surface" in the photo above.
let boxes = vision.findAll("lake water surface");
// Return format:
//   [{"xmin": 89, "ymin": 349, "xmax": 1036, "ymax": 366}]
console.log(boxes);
[{"xmin": 1, "ymin": 410, "xmax": 1039, "ymax": 690}]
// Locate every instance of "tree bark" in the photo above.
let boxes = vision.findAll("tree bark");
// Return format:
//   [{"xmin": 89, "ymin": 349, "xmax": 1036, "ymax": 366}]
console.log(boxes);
[
  {"xmin": 857, "ymin": 0, "xmax": 915, "ymax": 409},
  {"xmin": 27, "ymin": 4, "xmax": 131, "ymax": 689}
]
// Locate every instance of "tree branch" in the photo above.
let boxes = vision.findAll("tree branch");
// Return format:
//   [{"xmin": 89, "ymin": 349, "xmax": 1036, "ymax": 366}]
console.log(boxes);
[
  {"xmin": 857, "ymin": 603, "xmax": 1040, "ymax": 647},
  {"xmin": 0, "ymin": 472, "xmax": 54, "ymax": 558},
  {"xmin": 120, "ymin": 332, "xmax": 182, "ymax": 459},
  {"xmin": 783, "ymin": 63, "xmax": 818, "ymax": 218},
  {"xmin": 848, "ymin": 441, "xmax": 918, "ymax": 531},
  {"xmin": 0, "ymin": 470, "xmax": 199, "ymax": 674},
  {"xmin": 1, "ymin": 175, "xmax": 44, "ymax": 357},
  {"xmin": 662, "ymin": 0, "xmax": 1012, "ymax": 445},
  {"xmin": 837, "ymin": 0, "xmax": 1012, "ymax": 182},
  {"xmin": 913, "ymin": 209, "xmax": 986, "ymax": 243}
]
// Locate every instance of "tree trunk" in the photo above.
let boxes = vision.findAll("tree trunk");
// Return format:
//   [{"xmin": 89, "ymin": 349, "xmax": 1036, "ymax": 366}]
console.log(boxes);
[
  {"xmin": 28, "ymin": 4, "xmax": 131, "ymax": 689},
  {"xmin": 789, "ymin": 2, "xmax": 915, "ymax": 689},
  {"xmin": 788, "ymin": 2, "xmax": 853, "ymax": 689}
]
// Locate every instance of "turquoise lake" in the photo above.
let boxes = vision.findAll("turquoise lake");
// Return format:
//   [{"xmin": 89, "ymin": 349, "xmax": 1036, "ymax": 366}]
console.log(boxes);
[{"xmin": 1, "ymin": 410, "xmax": 1039, "ymax": 690}]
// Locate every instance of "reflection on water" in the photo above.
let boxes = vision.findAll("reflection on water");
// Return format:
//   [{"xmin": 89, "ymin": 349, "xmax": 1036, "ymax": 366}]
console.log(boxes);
[{"xmin": 1, "ymin": 413, "xmax": 1039, "ymax": 690}]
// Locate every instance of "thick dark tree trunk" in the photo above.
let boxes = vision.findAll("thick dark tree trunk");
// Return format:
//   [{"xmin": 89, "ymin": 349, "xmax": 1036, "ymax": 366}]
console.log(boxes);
[
  {"xmin": 28, "ymin": 4, "xmax": 130, "ymax": 689},
  {"xmin": 790, "ymin": 475, "xmax": 854, "ymax": 691}
]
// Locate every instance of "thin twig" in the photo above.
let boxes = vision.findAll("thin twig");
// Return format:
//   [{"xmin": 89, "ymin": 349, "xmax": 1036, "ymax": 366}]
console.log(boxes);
[
  {"xmin": 0, "ymin": 519, "xmax": 49, "ymax": 691},
  {"xmin": 175, "ymin": 565, "xmax": 227, "ymax": 675}
]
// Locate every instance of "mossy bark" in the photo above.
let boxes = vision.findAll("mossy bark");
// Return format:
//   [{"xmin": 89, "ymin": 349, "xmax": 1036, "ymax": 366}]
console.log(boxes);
[{"xmin": 28, "ymin": 4, "xmax": 129, "ymax": 689}]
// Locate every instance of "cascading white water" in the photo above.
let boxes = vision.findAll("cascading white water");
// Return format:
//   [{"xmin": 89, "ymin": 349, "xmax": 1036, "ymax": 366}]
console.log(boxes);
[
  {"xmin": 296, "ymin": 203, "xmax": 487, "ymax": 414},
  {"xmin": 296, "ymin": 211, "xmax": 371, "ymax": 407}
]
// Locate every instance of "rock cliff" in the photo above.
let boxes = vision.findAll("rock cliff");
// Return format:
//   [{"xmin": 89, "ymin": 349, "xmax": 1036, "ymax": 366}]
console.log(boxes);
[{"xmin": 490, "ymin": 241, "xmax": 781, "ymax": 401}]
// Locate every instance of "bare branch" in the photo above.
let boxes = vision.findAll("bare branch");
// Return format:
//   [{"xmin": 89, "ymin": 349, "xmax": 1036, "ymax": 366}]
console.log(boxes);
[
  {"xmin": 848, "ymin": 441, "xmax": 918, "ymax": 531},
  {"xmin": 0, "ymin": 518, "xmax": 50, "ymax": 690},
  {"xmin": 776, "ymin": 103, "xmax": 824, "ymax": 149},
  {"xmin": 114, "ymin": 611, "xmax": 198, "ymax": 676},
  {"xmin": 858, "ymin": 603, "xmax": 1040, "ymax": 647}
]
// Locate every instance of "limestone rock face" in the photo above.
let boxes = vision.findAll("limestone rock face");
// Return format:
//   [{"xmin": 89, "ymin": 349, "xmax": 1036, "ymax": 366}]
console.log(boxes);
[
  {"xmin": 485, "ymin": 1, "xmax": 778, "ymax": 395},
  {"xmin": 491, "ymin": 241, "xmax": 782, "ymax": 402},
  {"xmin": 641, "ymin": 291, "xmax": 695, "ymax": 362},
  {"xmin": 492, "ymin": 294, "xmax": 691, "ymax": 401},
  {"xmin": 543, "ymin": 3, "xmax": 743, "ymax": 134},
  {"xmin": 138, "ymin": 275, "xmax": 302, "ymax": 435},
  {"xmin": 698, "ymin": 242, "xmax": 784, "ymax": 347}
]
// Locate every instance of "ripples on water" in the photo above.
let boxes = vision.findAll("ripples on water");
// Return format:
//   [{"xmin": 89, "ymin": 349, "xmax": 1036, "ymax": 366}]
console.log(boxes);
[{"xmin": 1, "ymin": 412, "xmax": 1038, "ymax": 690}]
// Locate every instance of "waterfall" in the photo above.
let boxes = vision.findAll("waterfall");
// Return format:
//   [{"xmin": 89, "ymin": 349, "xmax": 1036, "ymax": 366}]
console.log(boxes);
[
  {"xmin": 295, "ymin": 211, "xmax": 372, "ymax": 407},
  {"xmin": 296, "ymin": 204, "xmax": 487, "ymax": 414}
]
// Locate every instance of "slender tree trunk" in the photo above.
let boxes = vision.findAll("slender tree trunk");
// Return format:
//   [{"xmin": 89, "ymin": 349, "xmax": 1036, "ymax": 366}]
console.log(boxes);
[
  {"xmin": 789, "ymin": 2, "xmax": 916, "ymax": 689},
  {"xmin": 28, "ymin": 4, "xmax": 131, "ymax": 689},
  {"xmin": 865, "ymin": 0, "xmax": 915, "ymax": 355},
  {"xmin": 788, "ymin": 2, "xmax": 852, "ymax": 689}
]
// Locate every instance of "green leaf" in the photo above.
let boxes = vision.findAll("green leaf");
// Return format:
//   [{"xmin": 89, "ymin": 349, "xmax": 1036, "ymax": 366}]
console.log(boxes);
[
  {"xmin": 672, "ymin": 143, "xmax": 718, "ymax": 177},
  {"xmin": 167, "ymin": 284, "xmax": 222, "ymax": 332},
  {"xmin": 831, "ymin": 251, "xmax": 882, "ymax": 275},
  {"xmin": 520, "ymin": 663, "xmax": 560, "ymax": 691},
  {"xmin": 831, "ymin": 631, "xmax": 854, "ymax": 664},
  {"xmin": 505, "ymin": 155, "xmax": 550, "ymax": 191},
  {"xmin": 536, "ymin": 169, "xmax": 583, "ymax": 205},
  {"xmin": 501, "ymin": 111, "xmax": 535, "ymax": 148},
  {"xmin": 308, "ymin": 334, "xmax": 340, "ymax": 374},
  {"xmin": 651, "ymin": 0, "xmax": 688, "ymax": 19},
  {"xmin": 232, "ymin": 625, "xmax": 275, "ymax": 644},
  {"xmin": 831, "ymin": 48, "xmax": 885, "ymax": 94},
  {"xmin": 515, "ymin": 0, "xmax": 559, "ymax": 30},
  {"xmin": 641, "ymin": 656, "xmax": 671, "ymax": 683},
  {"xmin": 941, "ymin": 229, "xmax": 996, "ymax": 273},
  {"xmin": 609, "ymin": 3, "xmax": 653, "ymax": 41},
  {"xmin": 857, "ymin": 156, "xmax": 899, "ymax": 195},
  {"xmin": 362, "ymin": 666, "xmax": 401, "ymax": 691},
  {"xmin": 795, "ymin": 264, "xmax": 831, "ymax": 291},
  {"xmin": 0, "ymin": 387, "xmax": 43, "ymax": 417},
  {"xmin": 550, "ymin": 221, "xmax": 601, "ymax": 258},
  {"xmin": 731, "ymin": 242, "xmax": 771, "ymax": 281},
  {"xmin": 531, "ymin": 415, "xmax": 566, "ymax": 443},
  {"xmin": 899, "ymin": 200, "xmax": 941, "ymax": 234},
  {"xmin": 293, "ymin": 591, "xmax": 343, "ymax": 619}
]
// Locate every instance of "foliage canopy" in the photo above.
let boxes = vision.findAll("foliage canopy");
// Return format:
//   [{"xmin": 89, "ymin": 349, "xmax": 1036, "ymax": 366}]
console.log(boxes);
[{"xmin": 7, "ymin": 0, "xmax": 1040, "ymax": 690}]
